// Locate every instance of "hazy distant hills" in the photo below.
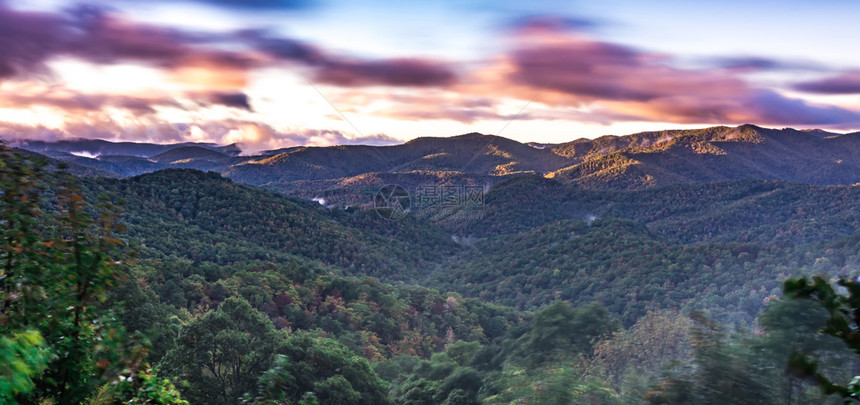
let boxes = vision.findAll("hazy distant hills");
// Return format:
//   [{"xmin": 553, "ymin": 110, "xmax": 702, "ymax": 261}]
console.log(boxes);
[
  {"xmin": 8, "ymin": 124, "xmax": 860, "ymax": 200},
  {"xmin": 5, "ymin": 146, "xmax": 121, "ymax": 178},
  {"xmin": 9, "ymin": 139, "xmax": 253, "ymax": 176},
  {"xmin": 13, "ymin": 138, "xmax": 241, "ymax": 158}
]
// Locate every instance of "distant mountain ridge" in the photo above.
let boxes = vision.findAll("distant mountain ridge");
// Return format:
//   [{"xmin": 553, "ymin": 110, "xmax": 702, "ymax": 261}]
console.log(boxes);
[
  {"xmin": 8, "ymin": 124, "xmax": 860, "ymax": 199},
  {"xmin": 12, "ymin": 138, "xmax": 241, "ymax": 157},
  {"xmin": 547, "ymin": 125, "xmax": 860, "ymax": 189}
]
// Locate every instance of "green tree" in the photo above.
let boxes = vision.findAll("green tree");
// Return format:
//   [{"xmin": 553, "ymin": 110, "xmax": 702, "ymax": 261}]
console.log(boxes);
[
  {"xmin": 484, "ymin": 366, "xmax": 616, "ymax": 405},
  {"xmin": 0, "ymin": 148, "xmax": 183, "ymax": 404},
  {"xmin": 510, "ymin": 301, "xmax": 618, "ymax": 367},
  {"xmin": 644, "ymin": 313, "xmax": 772, "ymax": 405},
  {"xmin": 755, "ymin": 298, "xmax": 852, "ymax": 404},
  {"xmin": 248, "ymin": 333, "xmax": 389, "ymax": 405},
  {"xmin": 784, "ymin": 276, "xmax": 860, "ymax": 402},
  {"xmin": 162, "ymin": 296, "xmax": 283, "ymax": 404},
  {"xmin": 40, "ymin": 172, "xmax": 131, "ymax": 404},
  {"xmin": 589, "ymin": 310, "xmax": 692, "ymax": 402},
  {"xmin": 0, "ymin": 330, "xmax": 50, "ymax": 400}
]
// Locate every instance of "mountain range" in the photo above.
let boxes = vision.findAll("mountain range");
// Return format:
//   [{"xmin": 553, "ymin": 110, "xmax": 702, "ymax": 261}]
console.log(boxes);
[{"xmin": 9, "ymin": 125, "xmax": 860, "ymax": 204}]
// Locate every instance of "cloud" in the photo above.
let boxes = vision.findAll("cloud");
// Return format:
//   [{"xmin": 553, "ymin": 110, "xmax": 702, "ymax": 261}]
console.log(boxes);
[
  {"xmin": 0, "ymin": 3, "xmax": 457, "ymax": 91},
  {"xmin": 744, "ymin": 89, "xmax": 860, "ymax": 125},
  {"xmin": 220, "ymin": 124, "xmax": 399, "ymax": 155},
  {"xmin": 360, "ymin": 91, "xmax": 622, "ymax": 125},
  {"xmin": 0, "ymin": 83, "xmax": 179, "ymax": 114},
  {"xmin": 311, "ymin": 58, "xmax": 456, "ymax": 87},
  {"xmin": 485, "ymin": 24, "xmax": 860, "ymax": 128},
  {"xmin": 0, "ymin": 117, "xmax": 399, "ymax": 156},
  {"xmin": 505, "ymin": 15, "xmax": 602, "ymax": 33},
  {"xmin": 0, "ymin": 2, "xmax": 456, "ymax": 91},
  {"xmin": 2, "ymin": 0, "xmax": 860, "ymax": 141},
  {"xmin": 205, "ymin": 92, "xmax": 252, "ymax": 110},
  {"xmin": 0, "ymin": 4, "xmax": 68, "ymax": 79},
  {"xmin": 0, "ymin": 3, "xmax": 260, "ymax": 88},
  {"xmin": 710, "ymin": 56, "xmax": 824, "ymax": 72},
  {"xmin": 244, "ymin": 33, "xmax": 322, "ymax": 63},
  {"xmin": 191, "ymin": 0, "xmax": 311, "ymax": 10},
  {"xmin": 508, "ymin": 38, "xmax": 746, "ymax": 103},
  {"xmin": 714, "ymin": 56, "xmax": 785, "ymax": 71},
  {"xmin": 243, "ymin": 31, "xmax": 458, "ymax": 87},
  {"xmin": 0, "ymin": 122, "xmax": 67, "ymax": 142},
  {"xmin": 794, "ymin": 71, "xmax": 860, "ymax": 94}
]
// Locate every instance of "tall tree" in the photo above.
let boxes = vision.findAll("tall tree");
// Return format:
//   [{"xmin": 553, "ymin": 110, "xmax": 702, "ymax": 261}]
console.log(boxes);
[
  {"xmin": 510, "ymin": 301, "xmax": 617, "ymax": 367},
  {"xmin": 162, "ymin": 297, "xmax": 284, "ymax": 404},
  {"xmin": 644, "ymin": 313, "xmax": 772, "ymax": 405},
  {"xmin": 1, "ymin": 148, "xmax": 184, "ymax": 404},
  {"xmin": 248, "ymin": 332, "xmax": 390, "ymax": 405},
  {"xmin": 784, "ymin": 276, "xmax": 860, "ymax": 402}
]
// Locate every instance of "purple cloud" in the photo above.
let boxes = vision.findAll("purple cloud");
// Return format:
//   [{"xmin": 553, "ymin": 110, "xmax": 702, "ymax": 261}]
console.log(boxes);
[
  {"xmin": 499, "ymin": 26, "xmax": 860, "ymax": 127},
  {"xmin": 243, "ymin": 31, "xmax": 457, "ymax": 87},
  {"xmin": 0, "ymin": 89, "xmax": 178, "ymax": 114},
  {"xmin": 311, "ymin": 58, "xmax": 456, "ymax": 87},
  {"xmin": 0, "ymin": 4, "xmax": 455, "ymax": 90},
  {"xmin": 193, "ymin": 0, "xmax": 310, "ymax": 10},
  {"xmin": 794, "ymin": 71, "xmax": 860, "ymax": 94},
  {"xmin": 206, "ymin": 92, "xmax": 252, "ymax": 110},
  {"xmin": 0, "ymin": 3, "xmax": 257, "ymax": 81},
  {"xmin": 710, "ymin": 56, "xmax": 824, "ymax": 72},
  {"xmin": 743, "ymin": 89, "xmax": 860, "ymax": 125}
]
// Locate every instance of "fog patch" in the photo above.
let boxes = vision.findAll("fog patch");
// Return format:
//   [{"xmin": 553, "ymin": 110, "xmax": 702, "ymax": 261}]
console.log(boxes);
[{"xmin": 70, "ymin": 151, "xmax": 100, "ymax": 159}]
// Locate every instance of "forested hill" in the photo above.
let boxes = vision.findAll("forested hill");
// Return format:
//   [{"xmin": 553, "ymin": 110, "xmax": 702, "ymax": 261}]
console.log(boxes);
[
  {"xmin": 547, "ymin": 124, "xmax": 860, "ymax": 189},
  {"xmin": 4, "ymin": 144, "xmax": 860, "ymax": 403},
  {"xmin": 441, "ymin": 174, "xmax": 860, "ymax": 244},
  {"xmin": 81, "ymin": 169, "xmax": 459, "ymax": 280},
  {"xmin": 14, "ymin": 125, "xmax": 860, "ymax": 202},
  {"xmin": 82, "ymin": 168, "xmax": 860, "ymax": 329}
]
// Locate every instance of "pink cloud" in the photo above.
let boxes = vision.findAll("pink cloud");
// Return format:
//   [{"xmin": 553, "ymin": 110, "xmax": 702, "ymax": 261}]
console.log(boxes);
[
  {"xmin": 0, "ymin": 118, "xmax": 398, "ymax": 155},
  {"xmin": 489, "ymin": 21, "xmax": 860, "ymax": 127}
]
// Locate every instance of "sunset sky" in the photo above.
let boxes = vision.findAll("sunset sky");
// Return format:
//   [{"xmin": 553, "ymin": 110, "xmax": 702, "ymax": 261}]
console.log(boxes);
[{"xmin": 2, "ymin": 0, "xmax": 860, "ymax": 153}]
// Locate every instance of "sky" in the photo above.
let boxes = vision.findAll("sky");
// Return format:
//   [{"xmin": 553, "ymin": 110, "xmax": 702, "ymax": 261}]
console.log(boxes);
[{"xmin": 1, "ymin": 0, "xmax": 860, "ymax": 153}]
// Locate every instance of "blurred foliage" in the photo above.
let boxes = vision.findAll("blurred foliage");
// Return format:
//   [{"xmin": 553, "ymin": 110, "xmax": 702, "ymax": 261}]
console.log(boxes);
[
  {"xmin": 0, "ymin": 146, "xmax": 184, "ymax": 404},
  {"xmin": 784, "ymin": 276, "xmax": 860, "ymax": 402},
  {"xmin": 0, "ymin": 330, "xmax": 49, "ymax": 400}
]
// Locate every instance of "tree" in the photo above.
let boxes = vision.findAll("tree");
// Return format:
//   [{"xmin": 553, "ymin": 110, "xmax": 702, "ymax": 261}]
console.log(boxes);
[
  {"xmin": 162, "ymin": 296, "xmax": 284, "ymax": 404},
  {"xmin": 643, "ymin": 313, "xmax": 772, "ymax": 405},
  {"xmin": 510, "ymin": 301, "xmax": 618, "ymax": 367},
  {"xmin": 0, "ymin": 149, "xmax": 178, "ymax": 404},
  {"xmin": 0, "ymin": 330, "xmax": 49, "ymax": 400},
  {"xmin": 589, "ymin": 310, "xmax": 692, "ymax": 401},
  {"xmin": 755, "ymin": 298, "xmax": 852, "ymax": 404},
  {"xmin": 39, "ymin": 170, "xmax": 131, "ymax": 404},
  {"xmin": 784, "ymin": 276, "xmax": 860, "ymax": 402},
  {"xmin": 248, "ymin": 333, "xmax": 389, "ymax": 405}
]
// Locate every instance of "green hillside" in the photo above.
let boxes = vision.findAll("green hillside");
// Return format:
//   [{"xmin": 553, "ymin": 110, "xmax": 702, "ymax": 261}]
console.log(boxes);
[
  {"xmin": 4, "ymin": 140, "xmax": 860, "ymax": 404},
  {"xmin": 442, "ymin": 174, "xmax": 860, "ymax": 244}
]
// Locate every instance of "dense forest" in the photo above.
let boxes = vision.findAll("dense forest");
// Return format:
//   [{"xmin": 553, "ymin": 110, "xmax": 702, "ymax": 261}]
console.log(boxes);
[{"xmin": 3, "ymin": 143, "xmax": 860, "ymax": 404}]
